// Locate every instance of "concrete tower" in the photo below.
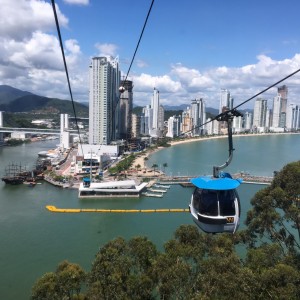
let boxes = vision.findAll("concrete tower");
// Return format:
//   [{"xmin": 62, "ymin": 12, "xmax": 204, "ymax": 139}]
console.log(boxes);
[{"xmin": 89, "ymin": 56, "xmax": 121, "ymax": 145}]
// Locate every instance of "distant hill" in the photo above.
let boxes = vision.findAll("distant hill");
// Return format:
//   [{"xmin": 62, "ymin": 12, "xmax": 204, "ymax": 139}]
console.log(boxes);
[
  {"xmin": 0, "ymin": 85, "xmax": 33, "ymax": 105},
  {"xmin": 0, "ymin": 85, "xmax": 88, "ymax": 117}
]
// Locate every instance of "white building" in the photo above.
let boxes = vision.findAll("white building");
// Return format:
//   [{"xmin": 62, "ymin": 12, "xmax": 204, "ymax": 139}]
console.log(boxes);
[
  {"xmin": 75, "ymin": 144, "xmax": 119, "ymax": 175},
  {"xmin": 166, "ymin": 116, "xmax": 181, "ymax": 138},
  {"xmin": 232, "ymin": 116, "xmax": 243, "ymax": 133},
  {"xmin": 219, "ymin": 89, "xmax": 231, "ymax": 113},
  {"xmin": 60, "ymin": 113, "xmax": 70, "ymax": 150},
  {"xmin": 151, "ymin": 88, "xmax": 159, "ymax": 132},
  {"xmin": 286, "ymin": 104, "xmax": 300, "ymax": 131},
  {"xmin": 243, "ymin": 112, "xmax": 252, "ymax": 130},
  {"xmin": 191, "ymin": 99, "xmax": 206, "ymax": 135},
  {"xmin": 272, "ymin": 94, "xmax": 282, "ymax": 128},
  {"xmin": 253, "ymin": 98, "xmax": 268, "ymax": 131},
  {"xmin": 89, "ymin": 56, "xmax": 121, "ymax": 145}
]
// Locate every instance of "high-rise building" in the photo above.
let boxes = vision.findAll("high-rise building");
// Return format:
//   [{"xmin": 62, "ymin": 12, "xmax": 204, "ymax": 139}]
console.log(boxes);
[
  {"xmin": 60, "ymin": 113, "xmax": 70, "ymax": 149},
  {"xmin": 131, "ymin": 114, "xmax": 140, "ymax": 138},
  {"xmin": 286, "ymin": 104, "xmax": 300, "ymax": 131},
  {"xmin": 166, "ymin": 116, "xmax": 181, "ymax": 138},
  {"xmin": 219, "ymin": 89, "xmax": 231, "ymax": 113},
  {"xmin": 151, "ymin": 87, "xmax": 160, "ymax": 131},
  {"xmin": 253, "ymin": 98, "xmax": 268, "ymax": 129},
  {"xmin": 191, "ymin": 99, "xmax": 206, "ymax": 135},
  {"xmin": 278, "ymin": 85, "xmax": 288, "ymax": 114},
  {"xmin": 119, "ymin": 80, "xmax": 133, "ymax": 140},
  {"xmin": 88, "ymin": 56, "xmax": 121, "ymax": 145},
  {"xmin": 272, "ymin": 94, "xmax": 282, "ymax": 128},
  {"xmin": 243, "ymin": 112, "xmax": 252, "ymax": 130}
]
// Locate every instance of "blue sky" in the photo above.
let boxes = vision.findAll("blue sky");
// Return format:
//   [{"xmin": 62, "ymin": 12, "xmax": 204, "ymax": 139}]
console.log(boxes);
[{"xmin": 1, "ymin": 0, "xmax": 300, "ymax": 109}]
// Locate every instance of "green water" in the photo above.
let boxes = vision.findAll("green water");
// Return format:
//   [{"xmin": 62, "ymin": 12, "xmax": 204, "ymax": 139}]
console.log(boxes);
[{"xmin": 0, "ymin": 134, "xmax": 299, "ymax": 299}]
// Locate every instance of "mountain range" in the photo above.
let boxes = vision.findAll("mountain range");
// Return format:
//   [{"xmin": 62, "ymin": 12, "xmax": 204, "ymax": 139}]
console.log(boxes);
[
  {"xmin": 0, "ymin": 85, "xmax": 251, "ymax": 117},
  {"xmin": 0, "ymin": 85, "xmax": 88, "ymax": 117}
]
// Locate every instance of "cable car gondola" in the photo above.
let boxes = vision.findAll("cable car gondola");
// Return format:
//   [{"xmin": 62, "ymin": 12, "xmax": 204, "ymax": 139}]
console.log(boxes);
[{"xmin": 189, "ymin": 110, "xmax": 243, "ymax": 234}]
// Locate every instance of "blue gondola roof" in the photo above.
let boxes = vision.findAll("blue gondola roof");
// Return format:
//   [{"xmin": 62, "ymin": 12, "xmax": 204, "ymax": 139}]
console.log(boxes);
[{"xmin": 190, "ymin": 176, "xmax": 242, "ymax": 190}]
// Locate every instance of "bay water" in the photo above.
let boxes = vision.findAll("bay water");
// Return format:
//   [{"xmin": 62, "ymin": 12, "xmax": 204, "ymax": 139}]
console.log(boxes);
[{"xmin": 0, "ymin": 134, "xmax": 299, "ymax": 299}]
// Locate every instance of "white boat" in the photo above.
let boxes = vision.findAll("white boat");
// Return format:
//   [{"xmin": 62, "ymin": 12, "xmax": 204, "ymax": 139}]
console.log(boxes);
[
  {"xmin": 78, "ymin": 179, "xmax": 148, "ymax": 198},
  {"xmin": 154, "ymin": 184, "xmax": 170, "ymax": 189}
]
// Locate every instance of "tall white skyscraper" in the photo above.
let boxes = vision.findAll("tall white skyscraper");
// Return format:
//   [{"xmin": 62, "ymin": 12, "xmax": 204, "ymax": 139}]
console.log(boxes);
[
  {"xmin": 151, "ymin": 87, "xmax": 160, "ymax": 131},
  {"xmin": 89, "ymin": 56, "xmax": 121, "ymax": 145},
  {"xmin": 272, "ymin": 94, "xmax": 282, "ymax": 128},
  {"xmin": 253, "ymin": 98, "xmax": 268, "ymax": 128},
  {"xmin": 191, "ymin": 98, "xmax": 206, "ymax": 135},
  {"xmin": 219, "ymin": 89, "xmax": 231, "ymax": 113},
  {"xmin": 286, "ymin": 104, "xmax": 300, "ymax": 130},
  {"xmin": 243, "ymin": 112, "xmax": 252, "ymax": 130}
]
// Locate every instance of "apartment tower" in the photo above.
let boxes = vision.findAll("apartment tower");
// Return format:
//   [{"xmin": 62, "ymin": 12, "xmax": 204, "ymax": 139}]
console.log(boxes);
[{"xmin": 89, "ymin": 56, "xmax": 121, "ymax": 145}]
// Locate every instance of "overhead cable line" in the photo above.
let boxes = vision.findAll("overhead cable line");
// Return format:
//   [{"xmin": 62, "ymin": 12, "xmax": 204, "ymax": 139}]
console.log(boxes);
[
  {"xmin": 51, "ymin": 0, "xmax": 84, "ymax": 155},
  {"xmin": 111, "ymin": 0, "xmax": 155, "ymax": 142},
  {"xmin": 181, "ymin": 66, "xmax": 300, "ymax": 136},
  {"xmin": 123, "ymin": 0, "xmax": 155, "ymax": 84}
]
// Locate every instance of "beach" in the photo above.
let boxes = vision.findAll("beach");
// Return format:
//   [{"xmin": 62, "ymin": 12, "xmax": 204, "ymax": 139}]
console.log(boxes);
[{"xmin": 131, "ymin": 132, "xmax": 299, "ymax": 176}]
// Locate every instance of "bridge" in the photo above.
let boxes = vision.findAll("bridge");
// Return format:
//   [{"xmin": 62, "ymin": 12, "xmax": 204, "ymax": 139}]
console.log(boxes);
[
  {"xmin": 0, "ymin": 111, "xmax": 84, "ymax": 148},
  {"xmin": 0, "ymin": 126, "xmax": 80, "ymax": 135}
]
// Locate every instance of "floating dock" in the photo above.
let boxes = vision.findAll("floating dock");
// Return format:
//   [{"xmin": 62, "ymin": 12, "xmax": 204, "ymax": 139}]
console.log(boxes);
[
  {"xmin": 148, "ymin": 188, "xmax": 168, "ymax": 193},
  {"xmin": 46, "ymin": 205, "xmax": 189, "ymax": 213},
  {"xmin": 142, "ymin": 192, "xmax": 164, "ymax": 198}
]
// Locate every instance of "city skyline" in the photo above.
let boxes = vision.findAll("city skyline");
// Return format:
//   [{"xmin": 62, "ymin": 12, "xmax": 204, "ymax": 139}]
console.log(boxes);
[{"xmin": 1, "ymin": 0, "xmax": 300, "ymax": 110}]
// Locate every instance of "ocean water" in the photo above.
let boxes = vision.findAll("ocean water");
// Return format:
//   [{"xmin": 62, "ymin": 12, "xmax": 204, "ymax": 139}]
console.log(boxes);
[{"xmin": 0, "ymin": 134, "xmax": 299, "ymax": 299}]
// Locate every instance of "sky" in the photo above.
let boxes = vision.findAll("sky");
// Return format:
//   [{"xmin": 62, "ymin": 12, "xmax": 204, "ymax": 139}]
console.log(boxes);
[{"xmin": 1, "ymin": 0, "xmax": 300, "ymax": 110}]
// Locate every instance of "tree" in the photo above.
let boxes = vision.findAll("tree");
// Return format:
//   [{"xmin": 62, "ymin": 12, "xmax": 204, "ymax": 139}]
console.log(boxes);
[
  {"xmin": 162, "ymin": 163, "xmax": 168, "ymax": 174},
  {"xmin": 31, "ymin": 272, "xmax": 60, "ymax": 300},
  {"xmin": 55, "ymin": 260, "xmax": 86, "ymax": 299},
  {"xmin": 245, "ymin": 161, "xmax": 300, "ymax": 253},
  {"xmin": 151, "ymin": 164, "xmax": 158, "ymax": 175},
  {"xmin": 31, "ymin": 261, "xmax": 85, "ymax": 300},
  {"xmin": 87, "ymin": 237, "xmax": 158, "ymax": 300}
]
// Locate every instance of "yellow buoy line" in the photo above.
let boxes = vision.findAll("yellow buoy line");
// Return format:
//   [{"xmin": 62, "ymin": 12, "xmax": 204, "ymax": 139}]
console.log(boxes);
[{"xmin": 46, "ymin": 205, "xmax": 189, "ymax": 214}]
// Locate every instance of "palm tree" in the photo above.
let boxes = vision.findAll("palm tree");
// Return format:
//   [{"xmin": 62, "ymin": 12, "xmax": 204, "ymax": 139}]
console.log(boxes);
[
  {"xmin": 163, "ymin": 163, "xmax": 168, "ymax": 174},
  {"xmin": 152, "ymin": 163, "xmax": 158, "ymax": 175}
]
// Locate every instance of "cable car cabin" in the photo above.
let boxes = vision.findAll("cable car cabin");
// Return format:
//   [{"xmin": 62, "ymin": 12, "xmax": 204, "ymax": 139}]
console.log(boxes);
[{"xmin": 189, "ymin": 175, "xmax": 242, "ymax": 234}]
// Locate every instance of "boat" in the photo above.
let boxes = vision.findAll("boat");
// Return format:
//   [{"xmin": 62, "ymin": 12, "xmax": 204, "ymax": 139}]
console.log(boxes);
[
  {"xmin": 78, "ymin": 179, "xmax": 148, "ymax": 198},
  {"xmin": 1, "ymin": 163, "xmax": 28, "ymax": 185},
  {"xmin": 1, "ymin": 162, "xmax": 45, "ymax": 185},
  {"xmin": 154, "ymin": 184, "xmax": 170, "ymax": 189}
]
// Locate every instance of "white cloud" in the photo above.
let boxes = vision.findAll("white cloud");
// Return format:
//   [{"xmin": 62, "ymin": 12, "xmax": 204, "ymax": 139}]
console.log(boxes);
[
  {"xmin": 0, "ymin": 0, "xmax": 68, "ymax": 41},
  {"xmin": 95, "ymin": 43, "xmax": 118, "ymax": 57}
]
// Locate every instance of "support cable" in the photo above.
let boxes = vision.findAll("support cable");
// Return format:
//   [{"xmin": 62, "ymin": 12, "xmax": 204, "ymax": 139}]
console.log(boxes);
[
  {"xmin": 181, "ymin": 66, "xmax": 300, "ymax": 137},
  {"xmin": 51, "ymin": 0, "xmax": 84, "ymax": 155}
]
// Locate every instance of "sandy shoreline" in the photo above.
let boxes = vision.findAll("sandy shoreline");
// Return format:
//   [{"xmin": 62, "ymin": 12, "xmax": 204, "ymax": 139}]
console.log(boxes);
[{"xmin": 131, "ymin": 132, "xmax": 300, "ymax": 175}]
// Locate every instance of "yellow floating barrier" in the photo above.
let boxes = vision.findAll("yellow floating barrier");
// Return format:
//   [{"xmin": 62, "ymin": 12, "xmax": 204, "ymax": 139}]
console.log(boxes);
[{"xmin": 46, "ymin": 205, "xmax": 189, "ymax": 214}]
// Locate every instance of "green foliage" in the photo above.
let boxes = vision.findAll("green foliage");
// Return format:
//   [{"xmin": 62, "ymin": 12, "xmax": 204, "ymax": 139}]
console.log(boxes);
[
  {"xmin": 6, "ymin": 138, "xmax": 31, "ymax": 146},
  {"xmin": 31, "ymin": 261, "xmax": 85, "ymax": 300},
  {"xmin": 108, "ymin": 155, "xmax": 136, "ymax": 175},
  {"xmin": 87, "ymin": 237, "xmax": 157, "ymax": 300},
  {"xmin": 245, "ymin": 161, "xmax": 300, "ymax": 252}
]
